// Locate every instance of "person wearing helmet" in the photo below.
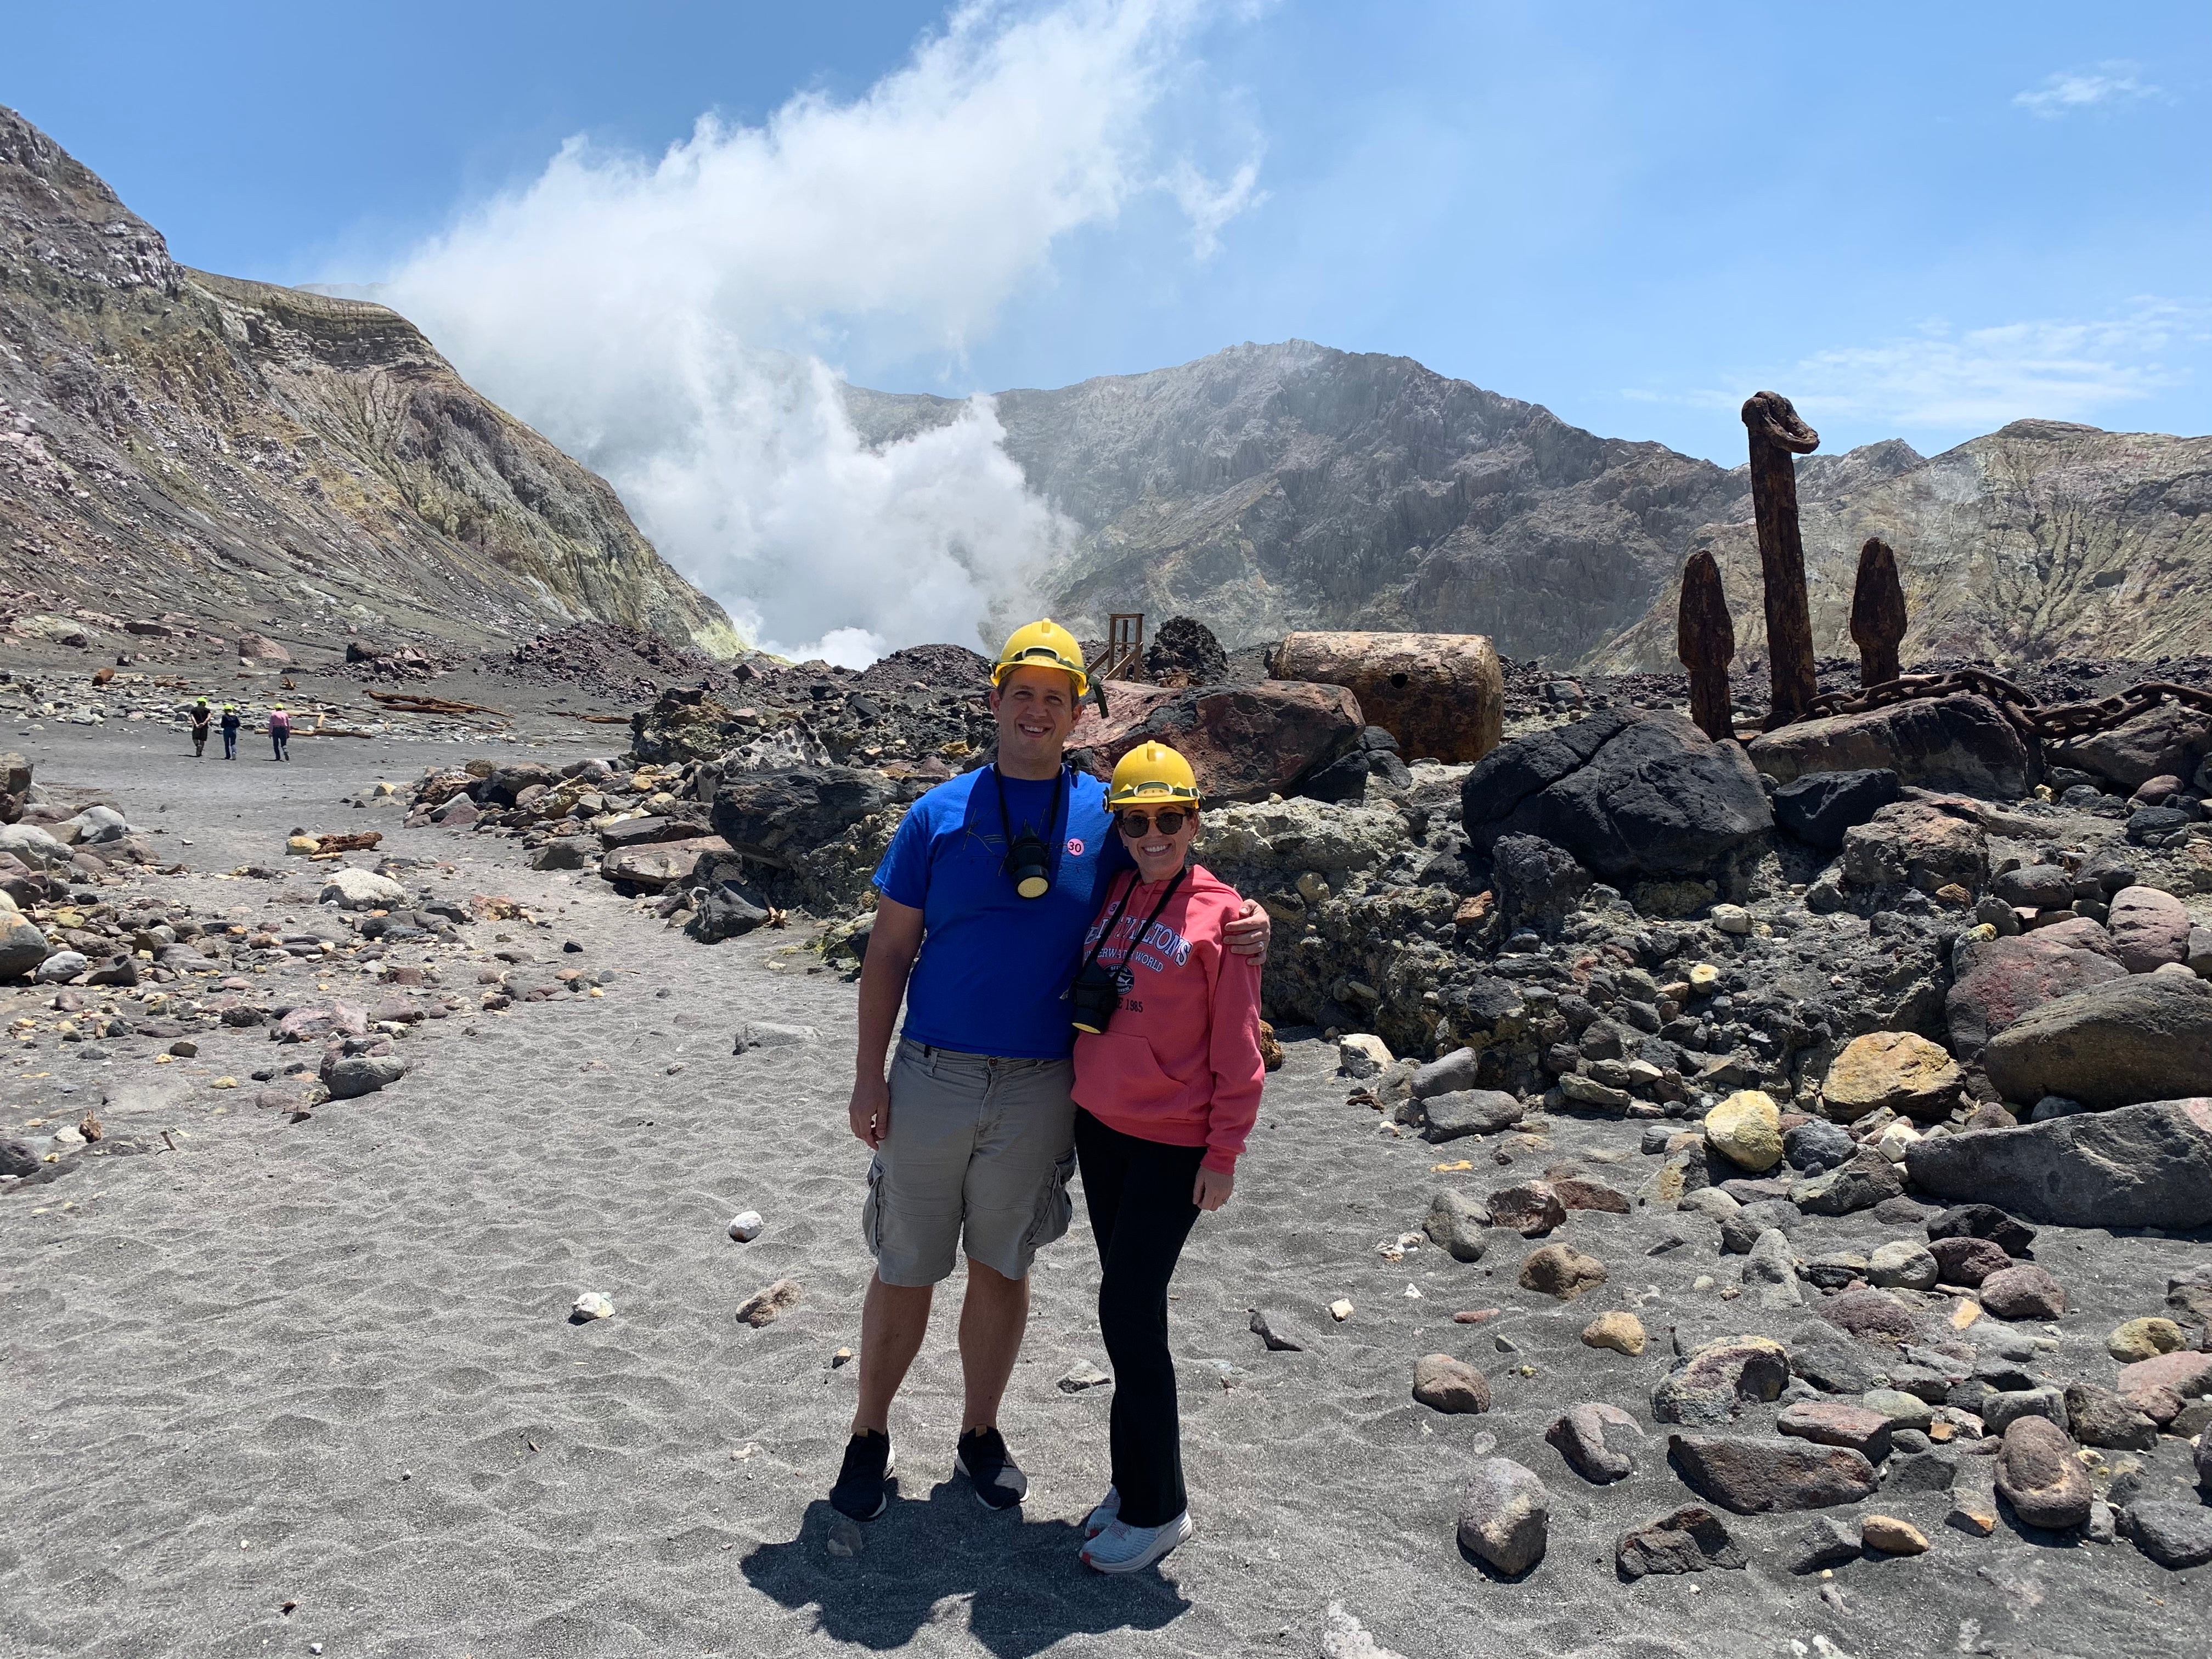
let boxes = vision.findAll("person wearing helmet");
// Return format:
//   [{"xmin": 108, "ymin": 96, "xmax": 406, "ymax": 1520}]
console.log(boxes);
[
  {"xmin": 1065, "ymin": 742, "xmax": 1261, "ymax": 1573},
  {"xmin": 268, "ymin": 705, "xmax": 291, "ymax": 762},
  {"xmin": 832, "ymin": 619, "xmax": 1271, "ymax": 1526},
  {"xmin": 188, "ymin": 698, "xmax": 212, "ymax": 758},
  {"xmin": 219, "ymin": 703, "xmax": 241, "ymax": 760}
]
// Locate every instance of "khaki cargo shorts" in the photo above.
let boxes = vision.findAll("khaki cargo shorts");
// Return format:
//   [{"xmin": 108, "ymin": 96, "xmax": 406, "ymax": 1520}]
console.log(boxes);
[{"xmin": 862, "ymin": 1039, "xmax": 1078, "ymax": 1287}]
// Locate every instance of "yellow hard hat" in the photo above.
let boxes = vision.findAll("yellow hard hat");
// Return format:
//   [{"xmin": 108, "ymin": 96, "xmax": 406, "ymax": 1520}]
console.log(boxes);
[
  {"xmin": 1108, "ymin": 742, "xmax": 1200, "ymax": 808},
  {"xmin": 992, "ymin": 619, "xmax": 1089, "ymax": 698}
]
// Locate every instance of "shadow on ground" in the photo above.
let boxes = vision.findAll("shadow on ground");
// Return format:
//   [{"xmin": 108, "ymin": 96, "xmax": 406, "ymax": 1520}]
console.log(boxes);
[{"xmin": 743, "ymin": 1479, "xmax": 1191, "ymax": 1655}]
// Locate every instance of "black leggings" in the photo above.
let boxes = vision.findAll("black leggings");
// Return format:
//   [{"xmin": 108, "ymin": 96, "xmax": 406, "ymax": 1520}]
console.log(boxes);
[{"xmin": 1073, "ymin": 1108, "xmax": 1205, "ymax": 1529}]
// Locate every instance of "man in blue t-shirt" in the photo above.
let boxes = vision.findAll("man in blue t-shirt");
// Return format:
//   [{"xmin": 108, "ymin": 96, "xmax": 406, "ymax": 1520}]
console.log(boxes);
[{"xmin": 829, "ymin": 620, "xmax": 1269, "ymax": 1522}]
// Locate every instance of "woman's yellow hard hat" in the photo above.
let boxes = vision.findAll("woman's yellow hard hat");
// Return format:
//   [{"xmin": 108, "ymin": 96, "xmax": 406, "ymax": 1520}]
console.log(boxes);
[
  {"xmin": 1108, "ymin": 742, "xmax": 1200, "ymax": 807},
  {"xmin": 992, "ymin": 619, "xmax": 1090, "ymax": 698}
]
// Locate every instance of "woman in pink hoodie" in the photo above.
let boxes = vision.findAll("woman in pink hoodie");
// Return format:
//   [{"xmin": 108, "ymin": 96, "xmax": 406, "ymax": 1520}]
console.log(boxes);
[{"xmin": 1068, "ymin": 742, "xmax": 1263, "ymax": 1575}]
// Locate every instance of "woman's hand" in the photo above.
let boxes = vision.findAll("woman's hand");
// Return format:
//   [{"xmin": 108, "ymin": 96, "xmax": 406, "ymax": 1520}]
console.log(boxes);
[
  {"xmin": 1224, "ymin": 898, "xmax": 1271, "ymax": 963},
  {"xmin": 1193, "ymin": 1165, "xmax": 1234, "ymax": 1212}
]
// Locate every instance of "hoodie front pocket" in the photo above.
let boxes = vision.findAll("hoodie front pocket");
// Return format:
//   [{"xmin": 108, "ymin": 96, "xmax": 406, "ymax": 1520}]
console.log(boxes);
[{"xmin": 1074, "ymin": 1029, "xmax": 1183, "ymax": 1113}]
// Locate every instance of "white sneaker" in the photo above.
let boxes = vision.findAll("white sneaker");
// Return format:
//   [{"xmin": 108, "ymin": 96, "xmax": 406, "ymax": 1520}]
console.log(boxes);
[
  {"xmin": 1080, "ymin": 1510, "xmax": 1192, "ymax": 1574},
  {"xmin": 1083, "ymin": 1486, "xmax": 1121, "ymax": 1539}
]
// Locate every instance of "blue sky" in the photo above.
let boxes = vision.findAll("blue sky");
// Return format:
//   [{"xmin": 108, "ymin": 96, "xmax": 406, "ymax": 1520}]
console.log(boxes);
[
  {"xmin": 12, "ymin": 1, "xmax": 2207, "ymax": 463},
  {"xmin": 9, "ymin": 2, "xmax": 2209, "ymax": 657}
]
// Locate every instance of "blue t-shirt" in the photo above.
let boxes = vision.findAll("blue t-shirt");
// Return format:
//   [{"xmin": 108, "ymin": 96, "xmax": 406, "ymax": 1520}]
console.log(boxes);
[{"xmin": 872, "ymin": 766, "xmax": 1132, "ymax": 1059}]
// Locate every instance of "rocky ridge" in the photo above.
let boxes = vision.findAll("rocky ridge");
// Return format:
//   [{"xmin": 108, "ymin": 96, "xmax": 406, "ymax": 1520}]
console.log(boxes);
[
  {"xmin": 849, "ymin": 345, "xmax": 2212, "ymax": 678},
  {"xmin": 0, "ymin": 107, "xmax": 738, "ymax": 673}
]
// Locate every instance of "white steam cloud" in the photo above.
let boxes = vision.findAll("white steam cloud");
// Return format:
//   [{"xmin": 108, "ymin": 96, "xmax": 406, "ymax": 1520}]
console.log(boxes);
[{"xmin": 379, "ymin": 0, "xmax": 1257, "ymax": 664}]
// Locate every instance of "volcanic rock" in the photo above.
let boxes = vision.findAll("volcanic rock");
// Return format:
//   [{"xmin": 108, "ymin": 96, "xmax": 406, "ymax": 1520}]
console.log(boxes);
[
  {"xmin": 1423, "ymin": 1190, "xmax": 1490, "ymax": 1262},
  {"xmin": 1615, "ymin": 1506, "xmax": 1746, "ymax": 1580},
  {"xmin": 1768, "ymin": 768, "xmax": 1902, "ymax": 852},
  {"xmin": 1412, "ymin": 1353, "xmax": 1492, "ymax": 1414},
  {"xmin": 1651, "ymin": 1336, "xmax": 1789, "ymax": 1425},
  {"xmin": 2107, "ymin": 885, "xmax": 2193, "ymax": 973},
  {"xmin": 710, "ymin": 768, "xmax": 896, "ymax": 870},
  {"xmin": 1980, "ymin": 975, "xmax": 2212, "ymax": 1109},
  {"xmin": 1747, "ymin": 694, "xmax": 2033, "ymax": 798},
  {"xmin": 1517, "ymin": 1243, "xmax": 1607, "ymax": 1299},
  {"xmin": 1455, "ymin": 1458, "xmax": 1550, "ymax": 1575},
  {"xmin": 1822, "ymin": 1031, "xmax": 1964, "ymax": 1121},
  {"xmin": 1840, "ymin": 798, "xmax": 1989, "ymax": 893},
  {"xmin": 1994, "ymin": 1415, "xmax": 2091, "ymax": 1528},
  {"xmin": 1944, "ymin": 917, "xmax": 2128, "ymax": 1056},
  {"xmin": 1272, "ymin": 630, "xmax": 1503, "ymax": 764},
  {"xmin": 1668, "ymin": 1434, "xmax": 1879, "ymax": 1514},
  {"xmin": 1545, "ymin": 1402, "xmax": 1644, "ymax": 1483},
  {"xmin": 1069, "ymin": 681, "xmax": 1363, "ymax": 804},
  {"xmin": 1459, "ymin": 709, "xmax": 1773, "ymax": 881},
  {"xmin": 1906, "ymin": 1098, "xmax": 2212, "ymax": 1227}
]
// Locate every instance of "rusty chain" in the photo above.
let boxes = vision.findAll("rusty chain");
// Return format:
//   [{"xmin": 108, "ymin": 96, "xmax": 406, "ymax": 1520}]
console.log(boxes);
[{"xmin": 1785, "ymin": 672, "xmax": 2212, "ymax": 744}]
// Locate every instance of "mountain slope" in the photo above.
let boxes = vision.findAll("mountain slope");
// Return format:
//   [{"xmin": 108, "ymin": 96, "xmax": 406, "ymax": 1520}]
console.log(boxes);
[
  {"xmin": 1586, "ymin": 419, "xmax": 2212, "ymax": 673},
  {"xmin": 853, "ymin": 345, "xmax": 2212, "ymax": 673},
  {"xmin": 0, "ymin": 107, "xmax": 738, "ymax": 657},
  {"xmin": 850, "ymin": 340, "xmax": 1748, "ymax": 662}
]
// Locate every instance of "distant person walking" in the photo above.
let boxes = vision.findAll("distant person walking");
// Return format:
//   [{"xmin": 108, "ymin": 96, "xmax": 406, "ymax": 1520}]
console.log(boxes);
[
  {"xmin": 188, "ymin": 699, "xmax": 211, "ymax": 758},
  {"xmin": 1068, "ymin": 742, "xmax": 1262, "ymax": 1575},
  {"xmin": 268, "ymin": 706, "xmax": 291, "ymax": 762},
  {"xmin": 219, "ymin": 703, "xmax": 240, "ymax": 760}
]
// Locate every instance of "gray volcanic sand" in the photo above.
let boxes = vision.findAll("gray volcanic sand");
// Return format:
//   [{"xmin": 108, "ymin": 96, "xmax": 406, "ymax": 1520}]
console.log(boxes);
[{"xmin": 3, "ymin": 720, "xmax": 2209, "ymax": 1659}]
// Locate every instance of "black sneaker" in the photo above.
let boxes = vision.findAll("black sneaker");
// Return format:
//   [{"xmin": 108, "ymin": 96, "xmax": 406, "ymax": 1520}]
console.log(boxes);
[
  {"xmin": 955, "ymin": 1426, "xmax": 1029, "ymax": 1510},
  {"xmin": 830, "ymin": 1430, "xmax": 894, "ymax": 1521}
]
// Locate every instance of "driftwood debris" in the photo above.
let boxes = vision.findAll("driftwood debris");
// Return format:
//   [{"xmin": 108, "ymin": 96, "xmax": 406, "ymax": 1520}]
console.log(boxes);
[
  {"xmin": 366, "ymin": 689, "xmax": 510, "ymax": 721},
  {"xmin": 1676, "ymin": 551, "xmax": 1736, "ymax": 742},
  {"xmin": 573, "ymin": 713, "xmax": 633, "ymax": 725},
  {"xmin": 1850, "ymin": 537, "xmax": 1907, "ymax": 689},
  {"xmin": 1740, "ymin": 391, "xmax": 1821, "ymax": 726}
]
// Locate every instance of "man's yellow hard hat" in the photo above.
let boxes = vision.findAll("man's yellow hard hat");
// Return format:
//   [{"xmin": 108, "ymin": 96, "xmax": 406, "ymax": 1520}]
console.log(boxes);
[
  {"xmin": 992, "ymin": 619, "xmax": 1089, "ymax": 698},
  {"xmin": 1108, "ymin": 742, "xmax": 1200, "ymax": 808}
]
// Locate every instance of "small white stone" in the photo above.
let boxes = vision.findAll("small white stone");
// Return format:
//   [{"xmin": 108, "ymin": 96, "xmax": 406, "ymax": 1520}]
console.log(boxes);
[
  {"xmin": 727, "ymin": 1211, "xmax": 765, "ymax": 1243},
  {"xmin": 572, "ymin": 1291, "xmax": 615, "ymax": 1321},
  {"xmin": 1328, "ymin": 1297, "xmax": 1356, "ymax": 1321},
  {"xmin": 1710, "ymin": 904, "xmax": 1752, "ymax": 935}
]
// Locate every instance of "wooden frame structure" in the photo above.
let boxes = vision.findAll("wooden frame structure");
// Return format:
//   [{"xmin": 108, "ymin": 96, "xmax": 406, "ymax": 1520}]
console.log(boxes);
[{"xmin": 1093, "ymin": 613, "xmax": 1145, "ymax": 682}]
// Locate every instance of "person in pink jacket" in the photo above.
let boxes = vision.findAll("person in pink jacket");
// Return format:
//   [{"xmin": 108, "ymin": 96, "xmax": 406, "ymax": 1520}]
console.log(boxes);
[{"xmin": 1068, "ymin": 742, "xmax": 1263, "ymax": 1575}]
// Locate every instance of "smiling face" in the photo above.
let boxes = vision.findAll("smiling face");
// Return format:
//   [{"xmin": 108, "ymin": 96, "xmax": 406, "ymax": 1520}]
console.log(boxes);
[
  {"xmin": 989, "ymin": 665, "xmax": 1080, "ymax": 777},
  {"xmin": 1116, "ymin": 803, "xmax": 1198, "ymax": 883}
]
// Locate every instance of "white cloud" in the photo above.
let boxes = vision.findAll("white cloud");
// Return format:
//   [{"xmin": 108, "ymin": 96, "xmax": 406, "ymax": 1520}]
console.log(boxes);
[
  {"xmin": 1627, "ymin": 301, "xmax": 2210, "ymax": 433},
  {"xmin": 2014, "ymin": 61, "xmax": 2164, "ymax": 119},
  {"xmin": 377, "ymin": 0, "xmax": 1260, "ymax": 663}
]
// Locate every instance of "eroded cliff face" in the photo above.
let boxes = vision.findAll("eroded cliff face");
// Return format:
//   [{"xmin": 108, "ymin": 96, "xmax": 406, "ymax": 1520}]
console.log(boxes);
[
  {"xmin": 1587, "ymin": 421, "xmax": 2212, "ymax": 673},
  {"xmin": 850, "ymin": 340, "xmax": 1746, "ymax": 663},
  {"xmin": 0, "ymin": 107, "xmax": 738, "ymax": 657}
]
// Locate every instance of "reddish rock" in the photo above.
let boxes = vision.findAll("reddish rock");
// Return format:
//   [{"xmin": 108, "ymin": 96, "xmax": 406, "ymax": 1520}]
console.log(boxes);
[
  {"xmin": 1489, "ymin": 1181, "xmax": 1568, "ymax": 1235},
  {"xmin": 1816, "ymin": 1288, "xmax": 1922, "ymax": 1346},
  {"xmin": 1944, "ymin": 917, "xmax": 2125, "ymax": 1056},
  {"xmin": 1068, "ymin": 680, "xmax": 1364, "ymax": 804},
  {"xmin": 1517, "ymin": 1243, "xmax": 1607, "ymax": 1299},
  {"xmin": 2107, "ymin": 885, "xmax": 2193, "ymax": 973},
  {"xmin": 1413, "ymin": 1353, "xmax": 1492, "ymax": 1414},
  {"xmin": 1978, "ymin": 1263, "xmax": 2067, "ymax": 1321},
  {"xmin": 2116, "ymin": 1350, "xmax": 2212, "ymax": 1400},
  {"xmin": 1552, "ymin": 1177, "xmax": 1633, "ymax": 1214},
  {"xmin": 1651, "ymin": 1336, "xmax": 1790, "ymax": 1425},
  {"xmin": 1927, "ymin": 1235, "xmax": 2013, "ymax": 1286},
  {"xmin": 1775, "ymin": 1400, "xmax": 1895, "ymax": 1460},
  {"xmin": 1272, "ymin": 630, "xmax": 1503, "ymax": 764},
  {"xmin": 1668, "ymin": 1434, "xmax": 1880, "ymax": 1514},
  {"xmin": 1994, "ymin": 1415, "xmax": 2091, "ymax": 1528}
]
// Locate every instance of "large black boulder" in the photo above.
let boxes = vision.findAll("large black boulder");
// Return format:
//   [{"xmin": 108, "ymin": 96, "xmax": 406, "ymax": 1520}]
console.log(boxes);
[
  {"xmin": 1770, "ymin": 769, "xmax": 1901, "ymax": 852},
  {"xmin": 710, "ymin": 767, "xmax": 896, "ymax": 869},
  {"xmin": 1460, "ymin": 710, "xmax": 1772, "ymax": 880}
]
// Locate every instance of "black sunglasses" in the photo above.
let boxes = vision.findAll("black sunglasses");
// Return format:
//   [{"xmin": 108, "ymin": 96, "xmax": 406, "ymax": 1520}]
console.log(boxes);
[{"xmin": 1115, "ymin": 809, "xmax": 1190, "ymax": 836}]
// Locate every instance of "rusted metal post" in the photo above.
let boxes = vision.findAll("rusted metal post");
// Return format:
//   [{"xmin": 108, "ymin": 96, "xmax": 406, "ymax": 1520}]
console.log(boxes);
[
  {"xmin": 1677, "ymin": 551, "xmax": 1736, "ymax": 741},
  {"xmin": 1740, "ymin": 391, "xmax": 1821, "ymax": 725},
  {"xmin": 1849, "ymin": 537, "xmax": 1906, "ymax": 689}
]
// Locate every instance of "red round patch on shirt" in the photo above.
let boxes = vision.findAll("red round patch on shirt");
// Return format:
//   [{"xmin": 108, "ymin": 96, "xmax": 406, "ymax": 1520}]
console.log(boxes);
[{"xmin": 1065, "ymin": 837, "xmax": 1086, "ymax": 856}]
